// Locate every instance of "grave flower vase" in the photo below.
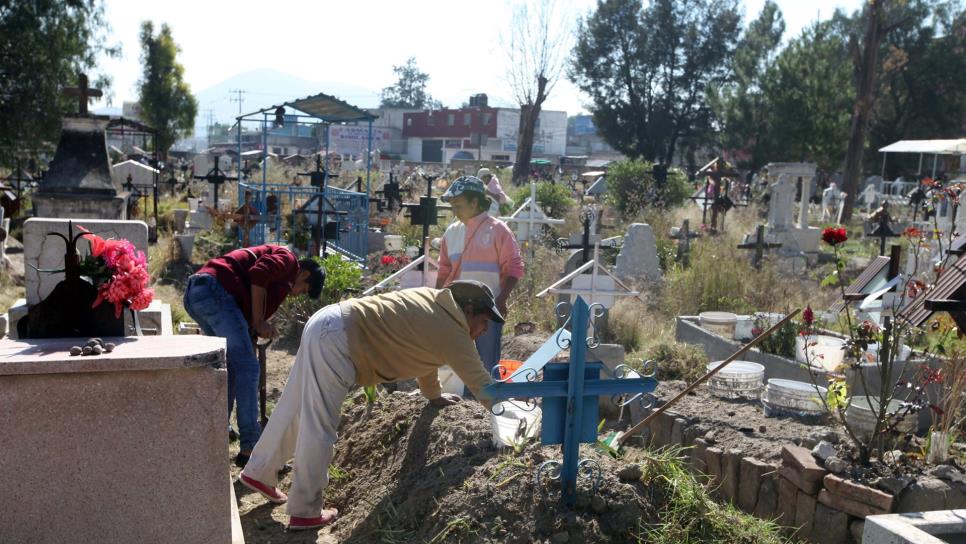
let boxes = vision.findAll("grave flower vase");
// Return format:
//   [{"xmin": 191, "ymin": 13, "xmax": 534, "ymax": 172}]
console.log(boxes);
[{"xmin": 927, "ymin": 431, "xmax": 952, "ymax": 464}]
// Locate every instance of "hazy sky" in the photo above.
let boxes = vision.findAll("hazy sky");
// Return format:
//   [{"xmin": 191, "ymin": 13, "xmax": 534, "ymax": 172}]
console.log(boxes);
[{"xmin": 91, "ymin": 0, "xmax": 863, "ymax": 120}]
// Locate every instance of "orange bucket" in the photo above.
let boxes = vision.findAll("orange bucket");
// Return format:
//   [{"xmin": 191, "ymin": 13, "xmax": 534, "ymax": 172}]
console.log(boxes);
[{"xmin": 497, "ymin": 359, "xmax": 524, "ymax": 382}]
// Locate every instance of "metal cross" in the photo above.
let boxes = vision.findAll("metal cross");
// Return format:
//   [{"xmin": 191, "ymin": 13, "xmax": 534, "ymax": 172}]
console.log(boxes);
[
  {"xmin": 668, "ymin": 219, "xmax": 700, "ymax": 267},
  {"xmin": 556, "ymin": 207, "xmax": 598, "ymax": 265},
  {"xmin": 868, "ymin": 203, "xmax": 901, "ymax": 256},
  {"xmin": 62, "ymin": 73, "xmax": 102, "ymax": 115},
  {"xmin": 402, "ymin": 170, "xmax": 451, "ymax": 259},
  {"xmin": 737, "ymin": 225, "xmax": 782, "ymax": 270},
  {"xmin": 483, "ymin": 297, "xmax": 658, "ymax": 506},
  {"xmin": 192, "ymin": 155, "xmax": 238, "ymax": 208}
]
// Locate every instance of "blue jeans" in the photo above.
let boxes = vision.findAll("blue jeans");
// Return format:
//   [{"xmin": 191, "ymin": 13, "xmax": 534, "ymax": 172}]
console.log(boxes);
[
  {"xmin": 475, "ymin": 321, "xmax": 504, "ymax": 373},
  {"xmin": 183, "ymin": 274, "xmax": 261, "ymax": 452}
]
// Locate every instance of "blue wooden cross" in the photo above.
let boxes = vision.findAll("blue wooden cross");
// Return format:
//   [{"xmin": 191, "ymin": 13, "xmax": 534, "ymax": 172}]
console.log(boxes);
[{"xmin": 483, "ymin": 296, "xmax": 659, "ymax": 506}]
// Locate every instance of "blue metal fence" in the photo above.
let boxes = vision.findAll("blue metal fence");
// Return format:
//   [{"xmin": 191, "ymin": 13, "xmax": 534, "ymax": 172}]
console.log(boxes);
[{"xmin": 238, "ymin": 181, "xmax": 369, "ymax": 261}]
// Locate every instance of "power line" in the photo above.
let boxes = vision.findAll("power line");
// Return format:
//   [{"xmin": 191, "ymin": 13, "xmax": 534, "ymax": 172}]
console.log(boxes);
[{"xmin": 228, "ymin": 88, "xmax": 247, "ymax": 116}]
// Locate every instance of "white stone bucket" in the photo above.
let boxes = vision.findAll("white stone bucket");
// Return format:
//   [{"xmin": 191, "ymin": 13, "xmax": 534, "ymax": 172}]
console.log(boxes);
[
  {"xmin": 699, "ymin": 311, "xmax": 738, "ymax": 338},
  {"xmin": 490, "ymin": 402, "xmax": 542, "ymax": 448},
  {"xmin": 437, "ymin": 365, "xmax": 464, "ymax": 396},
  {"xmin": 796, "ymin": 334, "xmax": 846, "ymax": 371},
  {"xmin": 384, "ymin": 235, "xmax": 404, "ymax": 251},
  {"xmin": 846, "ymin": 396, "xmax": 916, "ymax": 441}
]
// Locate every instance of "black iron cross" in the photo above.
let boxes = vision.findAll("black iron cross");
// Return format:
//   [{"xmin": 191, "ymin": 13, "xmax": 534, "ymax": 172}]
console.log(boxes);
[
  {"xmin": 3, "ymin": 159, "xmax": 34, "ymax": 217},
  {"xmin": 868, "ymin": 204, "xmax": 901, "ymax": 256},
  {"xmin": 63, "ymin": 73, "xmax": 102, "ymax": 115},
  {"xmin": 297, "ymin": 155, "xmax": 336, "ymax": 189},
  {"xmin": 556, "ymin": 207, "xmax": 598, "ymax": 265},
  {"xmin": 738, "ymin": 225, "xmax": 782, "ymax": 270},
  {"xmin": 669, "ymin": 219, "xmax": 700, "ymax": 267},
  {"xmin": 374, "ymin": 173, "xmax": 405, "ymax": 212},
  {"xmin": 192, "ymin": 155, "xmax": 238, "ymax": 208},
  {"xmin": 402, "ymin": 171, "xmax": 450, "ymax": 258}
]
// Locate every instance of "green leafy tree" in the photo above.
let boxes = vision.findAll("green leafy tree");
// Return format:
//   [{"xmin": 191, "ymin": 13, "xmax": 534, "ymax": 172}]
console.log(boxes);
[
  {"xmin": 379, "ymin": 57, "xmax": 442, "ymax": 109},
  {"xmin": 606, "ymin": 159, "xmax": 689, "ymax": 217},
  {"xmin": 709, "ymin": 0, "xmax": 785, "ymax": 171},
  {"xmin": 0, "ymin": 0, "xmax": 118, "ymax": 165},
  {"xmin": 569, "ymin": 0, "xmax": 741, "ymax": 164},
  {"xmin": 759, "ymin": 20, "xmax": 854, "ymax": 170},
  {"xmin": 868, "ymin": 1, "xmax": 966, "ymax": 177},
  {"xmin": 137, "ymin": 21, "xmax": 197, "ymax": 157}
]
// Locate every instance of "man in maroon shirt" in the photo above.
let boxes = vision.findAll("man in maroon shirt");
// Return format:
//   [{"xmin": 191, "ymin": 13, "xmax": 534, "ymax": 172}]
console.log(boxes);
[{"xmin": 184, "ymin": 245, "xmax": 324, "ymax": 467}]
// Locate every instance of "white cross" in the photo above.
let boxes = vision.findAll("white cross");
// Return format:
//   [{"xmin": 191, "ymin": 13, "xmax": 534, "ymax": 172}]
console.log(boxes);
[{"xmin": 501, "ymin": 182, "xmax": 565, "ymax": 243}]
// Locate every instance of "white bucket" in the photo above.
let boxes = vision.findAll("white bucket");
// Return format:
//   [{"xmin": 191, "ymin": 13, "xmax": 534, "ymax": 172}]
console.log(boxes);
[
  {"xmin": 795, "ymin": 334, "xmax": 846, "ymax": 371},
  {"xmin": 733, "ymin": 315, "xmax": 755, "ymax": 341},
  {"xmin": 490, "ymin": 402, "xmax": 542, "ymax": 448},
  {"xmin": 384, "ymin": 235, "xmax": 404, "ymax": 251},
  {"xmin": 187, "ymin": 197, "xmax": 200, "ymax": 211},
  {"xmin": 699, "ymin": 311, "xmax": 738, "ymax": 338},
  {"xmin": 846, "ymin": 396, "xmax": 916, "ymax": 440},
  {"xmin": 437, "ymin": 366, "xmax": 464, "ymax": 396},
  {"xmin": 707, "ymin": 360, "xmax": 765, "ymax": 399}
]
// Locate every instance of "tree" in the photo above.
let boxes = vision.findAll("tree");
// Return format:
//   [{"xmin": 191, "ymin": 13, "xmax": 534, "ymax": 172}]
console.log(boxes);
[
  {"xmin": 759, "ymin": 20, "xmax": 854, "ymax": 170},
  {"xmin": 570, "ymin": 0, "xmax": 741, "ymax": 164},
  {"xmin": 840, "ymin": 0, "xmax": 893, "ymax": 221},
  {"xmin": 379, "ymin": 58, "xmax": 441, "ymax": 109},
  {"xmin": 505, "ymin": 0, "xmax": 569, "ymax": 185},
  {"xmin": 709, "ymin": 1, "xmax": 785, "ymax": 171},
  {"xmin": 137, "ymin": 21, "xmax": 197, "ymax": 157},
  {"xmin": 867, "ymin": 1, "xmax": 966, "ymax": 178},
  {"xmin": 0, "ymin": 0, "xmax": 118, "ymax": 165}
]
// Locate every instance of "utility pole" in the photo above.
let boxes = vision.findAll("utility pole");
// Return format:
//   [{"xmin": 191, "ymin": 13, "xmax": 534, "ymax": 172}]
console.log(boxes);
[
  {"xmin": 228, "ymin": 89, "xmax": 247, "ymax": 117},
  {"xmin": 202, "ymin": 108, "xmax": 215, "ymax": 147}
]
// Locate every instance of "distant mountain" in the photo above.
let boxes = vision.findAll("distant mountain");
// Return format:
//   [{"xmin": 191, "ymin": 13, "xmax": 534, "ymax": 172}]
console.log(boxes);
[{"xmin": 193, "ymin": 69, "xmax": 380, "ymax": 135}]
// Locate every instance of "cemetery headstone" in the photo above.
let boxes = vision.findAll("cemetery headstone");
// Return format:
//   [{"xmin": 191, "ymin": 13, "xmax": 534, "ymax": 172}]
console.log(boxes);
[
  {"xmin": 615, "ymin": 223, "xmax": 662, "ymax": 282},
  {"xmin": 33, "ymin": 117, "xmax": 129, "ymax": 220},
  {"xmin": 757, "ymin": 163, "xmax": 821, "ymax": 257}
]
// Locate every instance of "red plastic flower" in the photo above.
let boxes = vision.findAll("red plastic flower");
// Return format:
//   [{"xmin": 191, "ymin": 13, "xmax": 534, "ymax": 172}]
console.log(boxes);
[
  {"xmin": 380, "ymin": 255, "xmax": 397, "ymax": 266},
  {"xmin": 80, "ymin": 228, "xmax": 153, "ymax": 318},
  {"xmin": 803, "ymin": 306, "xmax": 814, "ymax": 325},
  {"xmin": 821, "ymin": 227, "xmax": 848, "ymax": 246},
  {"xmin": 903, "ymin": 226, "xmax": 923, "ymax": 239}
]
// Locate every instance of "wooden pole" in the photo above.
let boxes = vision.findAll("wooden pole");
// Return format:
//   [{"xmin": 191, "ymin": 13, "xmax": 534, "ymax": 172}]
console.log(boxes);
[{"xmin": 617, "ymin": 308, "xmax": 802, "ymax": 446}]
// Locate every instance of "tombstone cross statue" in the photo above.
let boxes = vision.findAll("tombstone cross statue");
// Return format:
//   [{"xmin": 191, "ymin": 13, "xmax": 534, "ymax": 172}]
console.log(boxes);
[
  {"xmin": 192, "ymin": 155, "xmax": 238, "ymax": 208},
  {"xmin": 62, "ymin": 73, "xmax": 102, "ymax": 115},
  {"xmin": 868, "ymin": 202, "xmax": 901, "ymax": 256},
  {"xmin": 669, "ymin": 219, "xmax": 700, "ymax": 267},
  {"xmin": 738, "ymin": 225, "xmax": 782, "ymax": 270},
  {"xmin": 767, "ymin": 174, "xmax": 796, "ymax": 231},
  {"xmin": 483, "ymin": 297, "xmax": 658, "ymax": 506}
]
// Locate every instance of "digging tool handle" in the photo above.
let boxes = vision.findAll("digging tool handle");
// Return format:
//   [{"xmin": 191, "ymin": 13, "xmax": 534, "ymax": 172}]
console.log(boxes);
[{"xmin": 617, "ymin": 308, "xmax": 801, "ymax": 446}]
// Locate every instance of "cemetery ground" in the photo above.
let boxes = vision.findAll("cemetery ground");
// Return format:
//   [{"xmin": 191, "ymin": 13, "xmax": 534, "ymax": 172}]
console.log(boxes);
[{"xmin": 6, "ymin": 172, "xmax": 961, "ymax": 543}]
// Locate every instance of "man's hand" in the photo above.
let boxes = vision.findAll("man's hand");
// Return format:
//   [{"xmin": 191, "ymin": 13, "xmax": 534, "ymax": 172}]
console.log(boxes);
[
  {"xmin": 430, "ymin": 393, "xmax": 462, "ymax": 407},
  {"xmin": 253, "ymin": 321, "xmax": 277, "ymax": 339}
]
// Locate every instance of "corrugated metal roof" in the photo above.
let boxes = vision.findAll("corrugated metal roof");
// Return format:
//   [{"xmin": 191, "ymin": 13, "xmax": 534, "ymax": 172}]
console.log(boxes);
[
  {"xmin": 240, "ymin": 92, "xmax": 377, "ymax": 123},
  {"xmin": 900, "ymin": 253, "xmax": 966, "ymax": 326},
  {"xmin": 829, "ymin": 256, "xmax": 891, "ymax": 313},
  {"xmin": 878, "ymin": 139, "xmax": 966, "ymax": 155}
]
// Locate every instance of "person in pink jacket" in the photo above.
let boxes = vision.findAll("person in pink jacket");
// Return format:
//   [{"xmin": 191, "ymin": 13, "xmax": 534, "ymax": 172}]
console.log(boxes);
[{"xmin": 436, "ymin": 176, "xmax": 524, "ymax": 371}]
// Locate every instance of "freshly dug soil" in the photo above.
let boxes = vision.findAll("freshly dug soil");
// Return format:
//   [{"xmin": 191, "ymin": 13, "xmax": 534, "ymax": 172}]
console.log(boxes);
[
  {"xmin": 653, "ymin": 380, "xmax": 839, "ymax": 463},
  {"xmin": 236, "ymin": 392, "xmax": 657, "ymax": 543}
]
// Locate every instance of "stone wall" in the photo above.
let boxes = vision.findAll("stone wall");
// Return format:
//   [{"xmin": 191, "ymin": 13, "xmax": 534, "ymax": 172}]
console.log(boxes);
[{"xmin": 637, "ymin": 403, "xmax": 966, "ymax": 543}]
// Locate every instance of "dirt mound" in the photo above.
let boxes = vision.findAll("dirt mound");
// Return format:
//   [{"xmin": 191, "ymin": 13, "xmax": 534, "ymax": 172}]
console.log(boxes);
[
  {"xmin": 318, "ymin": 392, "xmax": 653, "ymax": 543},
  {"xmin": 502, "ymin": 333, "xmax": 552, "ymax": 362}
]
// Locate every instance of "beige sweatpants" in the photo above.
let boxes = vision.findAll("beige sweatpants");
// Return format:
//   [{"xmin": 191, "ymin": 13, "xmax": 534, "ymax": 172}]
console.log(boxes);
[{"xmin": 241, "ymin": 302, "xmax": 356, "ymax": 518}]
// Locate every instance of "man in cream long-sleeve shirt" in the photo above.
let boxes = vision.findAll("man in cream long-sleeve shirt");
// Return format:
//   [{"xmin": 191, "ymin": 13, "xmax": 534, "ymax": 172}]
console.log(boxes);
[{"xmin": 239, "ymin": 281, "xmax": 499, "ymax": 531}]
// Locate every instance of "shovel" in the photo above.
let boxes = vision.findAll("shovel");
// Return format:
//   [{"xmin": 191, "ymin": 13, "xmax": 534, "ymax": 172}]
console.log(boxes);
[{"xmin": 601, "ymin": 308, "xmax": 801, "ymax": 452}]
